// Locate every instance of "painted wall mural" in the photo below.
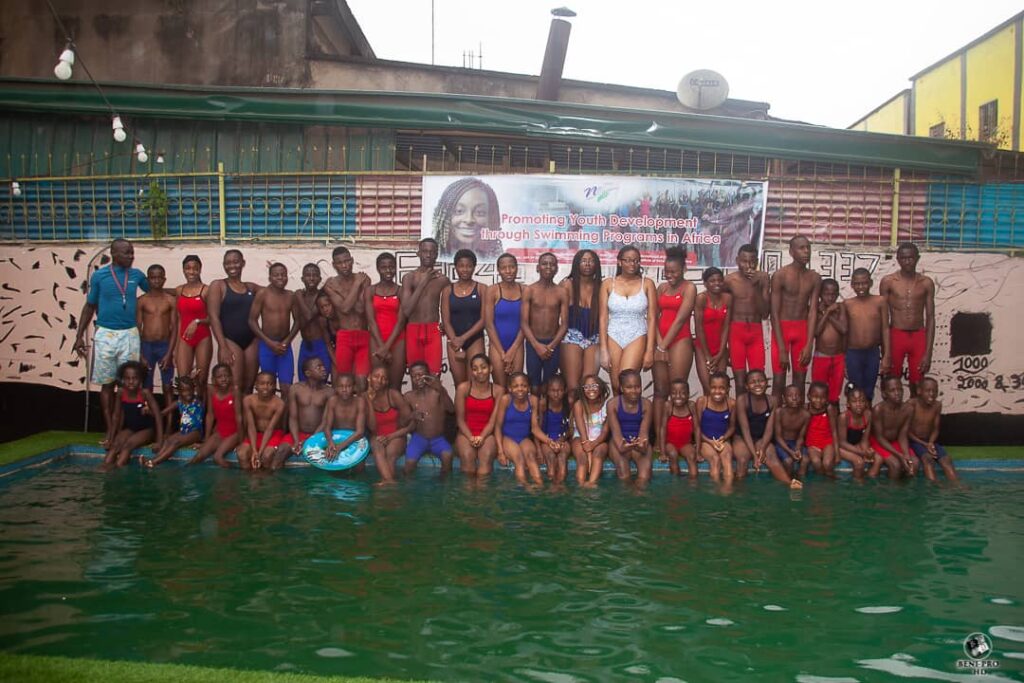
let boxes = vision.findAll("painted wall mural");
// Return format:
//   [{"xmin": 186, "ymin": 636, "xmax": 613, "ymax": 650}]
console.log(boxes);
[{"xmin": 0, "ymin": 242, "xmax": 1020, "ymax": 415}]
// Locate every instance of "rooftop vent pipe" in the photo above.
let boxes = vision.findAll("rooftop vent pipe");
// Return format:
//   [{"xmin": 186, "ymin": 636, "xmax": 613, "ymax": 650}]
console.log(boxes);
[{"xmin": 536, "ymin": 8, "xmax": 575, "ymax": 101}]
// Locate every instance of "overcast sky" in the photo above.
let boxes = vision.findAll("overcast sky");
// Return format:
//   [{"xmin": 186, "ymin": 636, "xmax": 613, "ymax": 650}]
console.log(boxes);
[{"xmin": 347, "ymin": 0, "xmax": 1019, "ymax": 128}]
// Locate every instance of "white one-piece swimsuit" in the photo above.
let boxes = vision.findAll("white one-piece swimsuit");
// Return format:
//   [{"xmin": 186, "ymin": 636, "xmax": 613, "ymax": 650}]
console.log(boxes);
[{"xmin": 607, "ymin": 283, "xmax": 648, "ymax": 348}]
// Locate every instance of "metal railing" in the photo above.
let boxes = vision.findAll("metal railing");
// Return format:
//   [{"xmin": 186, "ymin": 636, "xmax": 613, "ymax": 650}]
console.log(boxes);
[{"xmin": 2, "ymin": 153, "xmax": 1022, "ymax": 250}]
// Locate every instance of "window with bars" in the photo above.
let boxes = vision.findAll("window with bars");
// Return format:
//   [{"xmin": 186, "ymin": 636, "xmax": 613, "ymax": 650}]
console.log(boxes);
[{"xmin": 979, "ymin": 100, "xmax": 998, "ymax": 142}]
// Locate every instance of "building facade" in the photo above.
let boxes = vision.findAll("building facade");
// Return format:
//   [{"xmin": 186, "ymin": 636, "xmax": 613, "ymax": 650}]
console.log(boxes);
[{"xmin": 850, "ymin": 11, "xmax": 1022, "ymax": 151}]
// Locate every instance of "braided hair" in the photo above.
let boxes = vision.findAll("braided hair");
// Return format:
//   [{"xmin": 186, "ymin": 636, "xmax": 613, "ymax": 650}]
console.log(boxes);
[{"xmin": 432, "ymin": 177, "xmax": 503, "ymax": 258}]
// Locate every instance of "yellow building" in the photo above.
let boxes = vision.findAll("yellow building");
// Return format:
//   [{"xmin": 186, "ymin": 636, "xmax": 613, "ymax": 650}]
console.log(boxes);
[{"xmin": 850, "ymin": 11, "xmax": 1021, "ymax": 151}]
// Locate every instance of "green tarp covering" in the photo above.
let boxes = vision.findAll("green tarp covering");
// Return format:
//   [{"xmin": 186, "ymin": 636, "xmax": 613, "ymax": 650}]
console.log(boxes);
[{"xmin": 0, "ymin": 78, "xmax": 988, "ymax": 175}]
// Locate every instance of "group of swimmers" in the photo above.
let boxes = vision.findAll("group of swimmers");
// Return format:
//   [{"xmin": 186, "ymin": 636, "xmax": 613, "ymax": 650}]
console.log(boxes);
[{"xmin": 78, "ymin": 236, "xmax": 958, "ymax": 485}]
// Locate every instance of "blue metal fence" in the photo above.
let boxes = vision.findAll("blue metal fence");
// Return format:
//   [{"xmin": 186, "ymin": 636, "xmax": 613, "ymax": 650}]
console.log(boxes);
[{"xmin": 926, "ymin": 182, "xmax": 1023, "ymax": 249}]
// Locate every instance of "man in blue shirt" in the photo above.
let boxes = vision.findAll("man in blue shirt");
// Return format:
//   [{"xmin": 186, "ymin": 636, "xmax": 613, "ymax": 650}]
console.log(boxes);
[{"xmin": 74, "ymin": 239, "xmax": 151, "ymax": 438}]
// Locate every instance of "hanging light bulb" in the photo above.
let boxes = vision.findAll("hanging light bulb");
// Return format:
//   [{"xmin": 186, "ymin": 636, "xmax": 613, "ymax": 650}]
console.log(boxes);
[
  {"xmin": 11, "ymin": 181, "xmax": 22, "ymax": 198},
  {"xmin": 112, "ymin": 116, "xmax": 126, "ymax": 143},
  {"xmin": 54, "ymin": 47, "xmax": 75, "ymax": 80},
  {"xmin": 156, "ymin": 154, "xmax": 165, "ymax": 164},
  {"xmin": 135, "ymin": 142, "xmax": 148, "ymax": 164}
]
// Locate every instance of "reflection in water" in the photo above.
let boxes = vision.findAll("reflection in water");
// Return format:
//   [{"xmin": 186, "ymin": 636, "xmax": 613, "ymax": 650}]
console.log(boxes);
[{"xmin": 0, "ymin": 462, "xmax": 1021, "ymax": 682}]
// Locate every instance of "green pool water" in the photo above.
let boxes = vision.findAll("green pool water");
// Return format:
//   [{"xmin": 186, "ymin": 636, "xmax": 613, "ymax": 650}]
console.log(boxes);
[{"xmin": 1, "ymin": 458, "xmax": 1022, "ymax": 682}]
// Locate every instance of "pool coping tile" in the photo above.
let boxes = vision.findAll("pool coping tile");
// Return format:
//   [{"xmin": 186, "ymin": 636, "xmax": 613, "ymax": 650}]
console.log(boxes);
[{"xmin": 0, "ymin": 445, "xmax": 1022, "ymax": 477}]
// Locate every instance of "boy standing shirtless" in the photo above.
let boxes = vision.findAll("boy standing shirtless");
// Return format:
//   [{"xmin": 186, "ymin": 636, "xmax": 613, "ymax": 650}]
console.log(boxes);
[
  {"xmin": 324, "ymin": 247, "xmax": 372, "ymax": 387},
  {"xmin": 724, "ymin": 243, "xmax": 770, "ymax": 394},
  {"xmin": 237, "ymin": 371, "xmax": 287, "ymax": 470},
  {"xmin": 810, "ymin": 278, "xmax": 848, "ymax": 407},
  {"xmin": 403, "ymin": 362, "xmax": 456, "ymax": 475},
  {"xmin": 248, "ymin": 263, "xmax": 301, "ymax": 405},
  {"xmin": 272, "ymin": 357, "xmax": 333, "ymax": 470},
  {"xmin": 136, "ymin": 264, "xmax": 177, "ymax": 418},
  {"xmin": 294, "ymin": 263, "xmax": 333, "ymax": 383},
  {"xmin": 770, "ymin": 235, "xmax": 821, "ymax": 400},
  {"xmin": 522, "ymin": 253, "xmax": 569, "ymax": 395},
  {"xmin": 879, "ymin": 243, "xmax": 935, "ymax": 397},
  {"xmin": 843, "ymin": 268, "xmax": 890, "ymax": 401},
  {"xmin": 401, "ymin": 239, "xmax": 451, "ymax": 376}
]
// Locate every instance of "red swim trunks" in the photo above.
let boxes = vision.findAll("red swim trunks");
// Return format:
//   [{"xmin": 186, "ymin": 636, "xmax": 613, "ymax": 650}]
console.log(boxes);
[
  {"xmin": 869, "ymin": 435, "xmax": 906, "ymax": 460},
  {"xmin": 336, "ymin": 329, "xmax": 371, "ymax": 376},
  {"xmin": 890, "ymin": 328, "xmax": 927, "ymax": 384},
  {"xmin": 729, "ymin": 321, "xmax": 766, "ymax": 373},
  {"xmin": 811, "ymin": 353, "xmax": 846, "ymax": 403},
  {"xmin": 243, "ymin": 429, "xmax": 287, "ymax": 449},
  {"xmin": 406, "ymin": 322, "xmax": 443, "ymax": 375},
  {"xmin": 771, "ymin": 319, "xmax": 809, "ymax": 374}
]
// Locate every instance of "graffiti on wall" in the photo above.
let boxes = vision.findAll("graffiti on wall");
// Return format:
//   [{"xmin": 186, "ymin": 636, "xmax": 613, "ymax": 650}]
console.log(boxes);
[{"xmin": 0, "ymin": 242, "xmax": 1020, "ymax": 415}]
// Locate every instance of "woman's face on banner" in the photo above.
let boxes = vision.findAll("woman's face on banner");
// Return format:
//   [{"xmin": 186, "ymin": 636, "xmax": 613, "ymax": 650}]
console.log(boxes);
[{"xmin": 451, "ymin": 187, "xmax": 490, "ymax": 247}]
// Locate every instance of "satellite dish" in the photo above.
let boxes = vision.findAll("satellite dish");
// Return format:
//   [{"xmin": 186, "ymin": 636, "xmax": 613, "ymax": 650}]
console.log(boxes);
[{"xmin": 677, "ymin": 69, "xmax": 729, "ymax": 111}]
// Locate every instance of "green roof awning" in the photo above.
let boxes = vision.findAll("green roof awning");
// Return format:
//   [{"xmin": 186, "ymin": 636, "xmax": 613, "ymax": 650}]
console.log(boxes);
[{"xmin": 0, "ymin": 78, "xmax": 989, "ymax": 176}]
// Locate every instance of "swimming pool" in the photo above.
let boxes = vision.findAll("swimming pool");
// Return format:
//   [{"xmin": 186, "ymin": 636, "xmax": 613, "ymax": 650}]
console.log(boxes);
[{"xmin": 0, "ymin": 454, "xmax": 1022, "ymax": 682}]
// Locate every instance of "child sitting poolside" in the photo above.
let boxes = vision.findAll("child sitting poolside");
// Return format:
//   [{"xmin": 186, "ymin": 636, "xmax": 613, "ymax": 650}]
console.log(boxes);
[
  {"xmin": 774, "ymin": 384, "xmax": 809, "ymax": 479},
  {"xmin": 908, "ymin": 377, "xmax": 959, "ymax": 482},
  {"xmin": 734, "ymin": 370, "xmax": 801, "ymax": 488},
  {"xmin": 103, "ymin": 361, "xmax": 164, "ymax": 470},
  {"xmin": 658, "ymin": 378, "xmax": 698, "ymax": 478},
  {"xmin": 804, "ymin": 381, "xmax": 839, "ymax": 477},
  {"xmin": 321, "ymin": 373, "xmax": 366, "ymax": 463},
  {"xmin": 573, "ymin": 373, "xmax": 610, "ymax": 487},
  {"xmin": 532, "ymin": 374, "xmax": 571, "ymax": 484},
  {"xmin": 696, "ymin": 372, "xmax": 736, "ymax": 483},
  {"xmin": 837, "ymin": 384, "xmax": 873, "ymax": 480},
  {"xmin": 495, "ymin": 372, "xmax": 544, "ymax": 485},
  {"xmin": 403, "ymin": 361, "xmax": 455, "ymax": 476},
  {"xmin": 188, "ymin": 363, "xmax": 242, "ymax": 468},
  {"xmin": 237, "ymin": 371, "xmax": 287, "ymax": 471},
  {"xmin": 607, "ymin": 369, "xmax": 654, "ymax": 485},
  {"xmin": 868, "ymin": 375, "xmax": 913, "ymax": 480},
  {"xmin": 146, "ymin": 376, "xmax": 204, "ymax": 467}
]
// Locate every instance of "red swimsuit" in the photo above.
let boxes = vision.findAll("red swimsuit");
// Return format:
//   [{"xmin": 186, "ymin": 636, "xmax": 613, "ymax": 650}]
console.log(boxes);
[
  {"xmin": 465, "ymin": 390, "xmax": 496, "ymax": 437},
  {"xmin": 698, "ymin": 298, "xmax": 728, "ymax": 356},
  {"xmin": 665, "ymin": 412, "xmax": 694, "ymax": 449},
  {"xmin": 657, "ymin": 290, "xmax": 692, "ymax": 347},
  {"xmin": 211, "ymin": 390, "xmax": 238, "ymax": 439},
  {"xmin": 805, "ymin": 412, "xmax": 834, "ymax": 450},
  {"xmin": 177, "ymin": 286, "xmax": 211, "ymax": 348}
]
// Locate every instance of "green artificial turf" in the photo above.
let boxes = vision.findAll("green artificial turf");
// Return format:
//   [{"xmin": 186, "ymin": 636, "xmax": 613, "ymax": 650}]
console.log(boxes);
[
  {"xmin": 0, "ymin": 654, "xmax": 428, "ymax": 683},
  {"xmin": 0, "ymin": 431, "xmax": 105, "ymax": 466}
]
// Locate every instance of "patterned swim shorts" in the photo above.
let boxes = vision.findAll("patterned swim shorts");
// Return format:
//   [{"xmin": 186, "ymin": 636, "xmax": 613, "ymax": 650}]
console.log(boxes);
[
  {"xmin": 563, "ymin": 328, "xmax": 600, "ymax": 350},
  {"xmin": 92, "ymin": 326, "xmax": 141, "ymax": 385}
]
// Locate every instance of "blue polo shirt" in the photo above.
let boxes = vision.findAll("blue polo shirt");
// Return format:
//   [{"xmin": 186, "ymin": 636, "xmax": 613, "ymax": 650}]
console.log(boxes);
[{"xmin": 86, "ymin": 265, "xmax": 150, "ymax": 330}]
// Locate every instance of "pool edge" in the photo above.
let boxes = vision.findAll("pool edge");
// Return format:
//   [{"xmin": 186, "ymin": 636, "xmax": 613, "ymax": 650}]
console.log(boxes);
[{"xmin": 1, "ymin": 444, "xmax": 1022, "ymax": 476}]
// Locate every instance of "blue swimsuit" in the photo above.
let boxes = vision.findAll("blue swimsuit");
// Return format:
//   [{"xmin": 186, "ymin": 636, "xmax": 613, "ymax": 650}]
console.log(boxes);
[
  {"xmin": 701, "ymin": 405, "xmax": 731, "ymax": 440},
  {"xmin": 617, "ymin": 397, "xmax": 644, "ymax": 441},
  {"xmin": 494, "ymin": 284, "xmax": 522, "ymax": 351},
  {"xmin": 503, "ymin": 398, "xmax": 532, "ymax": 443},
  {"xmin": 543, "ymin": 407, "xmax": 568, "ymax": 440}
]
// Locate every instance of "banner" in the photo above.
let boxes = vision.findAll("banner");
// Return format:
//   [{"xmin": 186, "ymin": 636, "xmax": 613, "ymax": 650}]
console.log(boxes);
[{"xmin": 421, "ymin": 174, "xmax": 767, "ymax": 267}]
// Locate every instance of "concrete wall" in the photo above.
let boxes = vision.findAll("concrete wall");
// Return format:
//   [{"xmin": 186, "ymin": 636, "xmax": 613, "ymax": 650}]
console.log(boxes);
[
  {"xmin": 309, "ymin": 59, "xmax": 767, "ymax": 118},
  {"xmin": 0, "ymin": 0, "xmax": 767, "ymax": 119},
  {"xmin": 1, "ymin": 241, "xmax": 1020, "ymax": 416},
  {"xmin": 0, "ymin": 0, "xmax": 312, "ymax": 87}
]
